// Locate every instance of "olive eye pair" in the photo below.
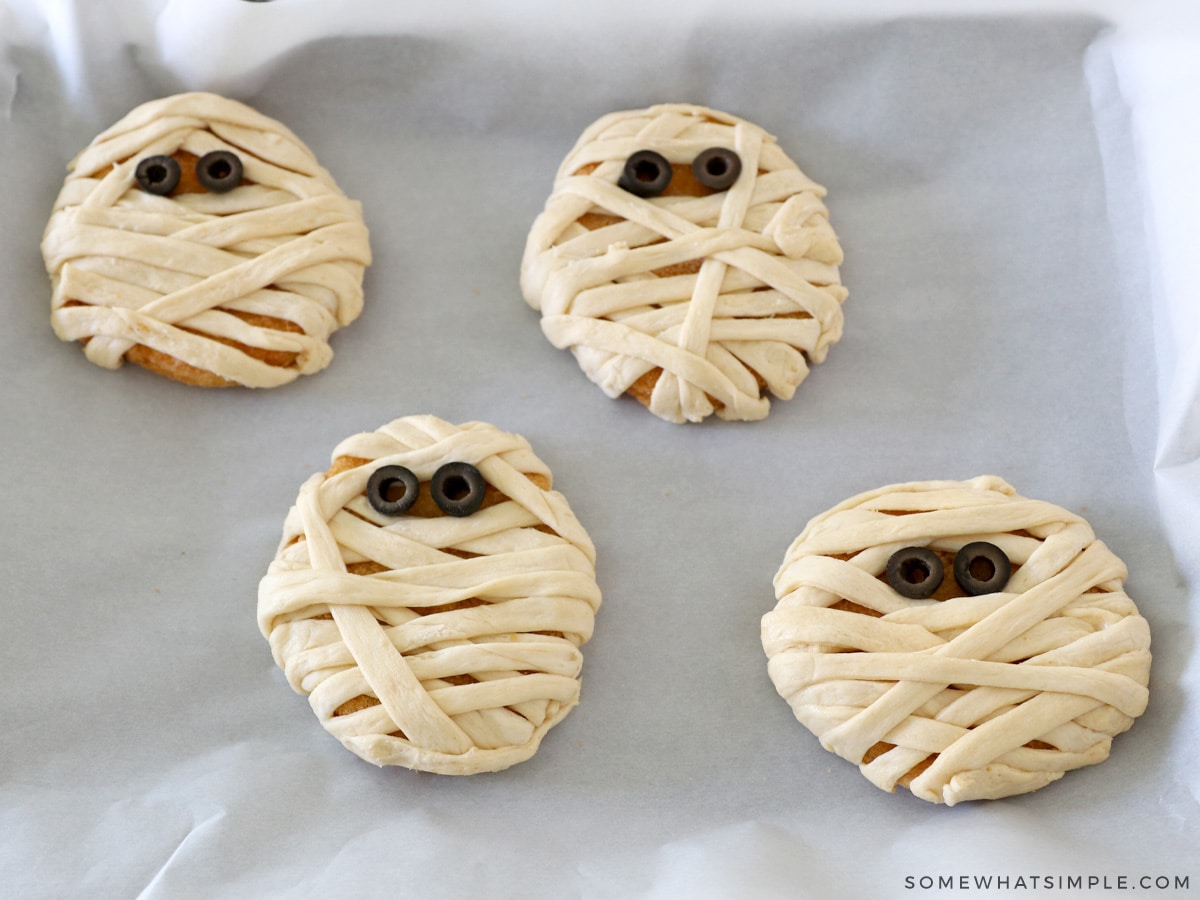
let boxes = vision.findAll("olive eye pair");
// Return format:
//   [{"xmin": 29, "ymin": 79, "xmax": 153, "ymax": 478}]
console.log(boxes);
[
  {"xmin": 365, "ymin": 462, "xmax": 486, "ymax": 518},
  {"xmin": 134, "ymin": 150, "xmax": 244, "ymax": 196},
  {"xmin": 616, "ymin": 146, "xmax": 742, "ymax": 198},
  {"xmin": 884, "ymin": 541, "xmax": 1012, "ymax": 600}
]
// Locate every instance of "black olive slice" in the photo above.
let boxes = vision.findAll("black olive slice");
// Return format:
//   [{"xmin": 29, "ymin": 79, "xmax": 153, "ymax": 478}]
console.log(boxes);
[
  {"xmin": 617, "ymin": 149, "xmax": 673, "ymax": 198},
  {"xmin": 430, "ymin": 462, "xmax": 486, "ymax": 517},
  {"xmin": 953, "ymin": 541, "xmax": 1012, "ymax": 595},
  {"xmin": 134, "ymin": 155, "xmax": 182, "ymax": 195},
  {"xmin": 366, "ymin": 465, "xmax": 419, "ymax": 517},
  {"xmin": 195, "ymin": 150, "xmax": 244, "ymax": 193},
  {"xmin": 692, "ymin": 147, "xmax": 742, "ymax": 191},
  {"xmin": 885, "ymin": 546, "xmax": 944, "ymax": 599}
]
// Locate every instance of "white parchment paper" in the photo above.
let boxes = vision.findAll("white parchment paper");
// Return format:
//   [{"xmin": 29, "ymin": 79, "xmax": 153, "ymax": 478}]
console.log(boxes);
[{"xmin": 1, "ymin": 2, "xmax": 1197, "ymax": 898}]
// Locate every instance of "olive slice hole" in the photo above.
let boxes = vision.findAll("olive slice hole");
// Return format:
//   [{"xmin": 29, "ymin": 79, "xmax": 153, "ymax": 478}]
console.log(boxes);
[
  {"xmin": 691, "ymin": 147, "xmax": 742, "ymax": 191},
  {"xmin": 618, "ymin": 149, "xmax": 673, "ymax": 198},
  {"xmin": 365, "ymin": 464, "xmax": 419, "ymax": 517},
  {"xmin": 952, "ymin": 541, "xmax": 1012, "ymax": 595},
  {"xmin": 195, "ymin": 149, "xmax": 244, "ymax": 193},
  {"xmin": 439, "ymin": 475, "xmax": 472, "ymax": 502},
  {"xmin": 885, "ymin": 546, "xmax": 945, "ymax": 600},
  {"xmin": 968, "ymin": 556, "xmax": 996, "ymax": 582},
  {"xmin": 207, "ymin": 159, "xmax": 233, "ymax": 180},
  {"xmin": 898, "ymin": 558, "xmax": 933, "ymax": 585},
  {"xmin": 430, "ymin": 461, "xmax": 486, "ymax": 517},
  {"xmin": 633, "ymin": 159, "xmax": 663, "ymax": 183},
  {"xmin": 134, "ymin": 154, "xmax": 182, "ymax": 195},
  {"xmin": 382, "ymin": 479, "xmax": 412, "ymax": 504}
]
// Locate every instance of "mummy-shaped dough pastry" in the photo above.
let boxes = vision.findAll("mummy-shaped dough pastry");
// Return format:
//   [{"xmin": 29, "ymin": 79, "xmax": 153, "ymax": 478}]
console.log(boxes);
[
  {"xmin": 258, "ymin": 416, "xmax": 601, "ymax": 774},
  {"xmin": 762, "ymin": 476, "xmax": 1151, "ymax": 805},
  {"xmin": 43, "ymin": 92, "xmax": 371, "ymax": 387},
  {"xmin": 521, "ymin": 103, "xmax": 846, "ymax": 423}
]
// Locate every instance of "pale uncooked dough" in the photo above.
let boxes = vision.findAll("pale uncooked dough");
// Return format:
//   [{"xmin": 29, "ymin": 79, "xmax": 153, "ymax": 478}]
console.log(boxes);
[
  {"xmin": 522, "ymin": 103, "xmax": 846, "ymax": 423},
  {"xmin": 762, "ymin": 476, "xmax": 1151, "ymax": 805},
  {"xmin": 258, "ymin": 415, "xmax": 601, "ymax": 774},
  {"xmin": 43, "ymin": 92, "xmax": 371, "ymax": 387}
]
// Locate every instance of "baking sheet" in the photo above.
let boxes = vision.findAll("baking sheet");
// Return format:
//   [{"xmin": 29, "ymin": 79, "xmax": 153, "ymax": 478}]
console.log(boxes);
[{"xmin": 1, "ymin": 2, "xmax": 1197, "ymax": 898}]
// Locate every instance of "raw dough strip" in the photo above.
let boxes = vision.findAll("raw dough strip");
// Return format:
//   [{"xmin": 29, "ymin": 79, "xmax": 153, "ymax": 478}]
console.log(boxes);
[
  {"xmin": 762, "ymin": 475, "xmax": 1151, "ymax": 805},
  {"xmin": 43, "ymin": 92, "xmax": 371, "ymax": 387},
  {"xmin": 258, "ymin": 416, "xmax": 601, "ymax": 774},
  {"xmin": 522, "ymin": 103, "xmax": 846, "ymax": 423}
]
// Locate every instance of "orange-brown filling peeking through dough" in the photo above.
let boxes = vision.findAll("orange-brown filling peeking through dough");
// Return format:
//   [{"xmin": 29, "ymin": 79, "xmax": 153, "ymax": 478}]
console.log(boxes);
[
  {"xmin": 862, "ymin": 729, "xmax": 1059, "ymax": 789},
  {"xmin": 828, "ymin": 547, "xmax": 1023, "ymax": 611},
  {"xmin": 66, "ymin": 152, "xmax": 288, "ymax": 386},
  {"xmin": 65, "ymin": 300, "xmax": 305, "ymax": 387},
  {"xmin": 312, "ymin": 456, "xmax": 560, "ymax": 720},
  {"xmin": 159, "ymin": 149, "xmax": 247, "ymax": 195},
  {"xmin": 862, "ymin": 741, "xmax": 936, "ymax": 788},
  {"xmin": 126, "ymin": 311, "xmax": 304, "ymax": 387},
  {"xmin": 326, "ymin": 455, "xmax": 551, "ymax": 517},
  {"xmin": 831, "ymin": 536, "xmax": 1049, "ymax": 783},
  {"xmin": 573, "ymin": 160, "xmax": 731, "ymax": 199},
  {"xmin": 572, "ymin": 160, "xmax": 808, "ymax": 412}
]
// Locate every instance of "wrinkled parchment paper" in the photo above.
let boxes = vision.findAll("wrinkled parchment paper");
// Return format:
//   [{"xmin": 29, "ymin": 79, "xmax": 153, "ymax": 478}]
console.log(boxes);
[{"xmin": 1, "ymin": 2, "xmax": 1196, "ymax": 897}]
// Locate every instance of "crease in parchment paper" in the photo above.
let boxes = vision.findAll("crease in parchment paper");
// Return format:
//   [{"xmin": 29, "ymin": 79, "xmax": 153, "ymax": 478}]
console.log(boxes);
[
  {"xmin": 1107, "ymin": 25, "xmax": 1200, "ymax": 471},
  {"xmin": 2, "ymin": 0, "xmax": 175, "ymax": 112},
  {"xmin": 1082, "ymin": 31, "xmax": 1157, "ymax": 468},
  {"xmin": 0, "ymin": 5, "xmax": 19, "ymax": 119},
  {"xmin": 1085, "ymin": 32, "xmax": 1200, "ymax": 807},
  {"xmin": 0, "ymin": 59, "xmax": 16, "ymax": 120},
  {"xmin": 2, "ymin": 8, "xmax": 1197, "ymax": 899},
  {"xmin": 134, "ymin": 808, "xmax": 228, "ymax": 900},
  {"xmin": 576, "ymin": 820, "xmax": 837, "ymax": 900},
  {"xmin": 26, "ymin": 0, "xmax": 87, "ymax": 103},
  {"xmin": 1089, "ymin": 21, "xmax": 1200, "ymax": 642},
  {"xmin": 153, "ymin": 0, "xmax": 402, "ymax": 96}
]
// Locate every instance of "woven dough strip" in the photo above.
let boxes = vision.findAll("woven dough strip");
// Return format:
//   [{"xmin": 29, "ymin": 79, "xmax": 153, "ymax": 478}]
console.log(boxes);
[
  {"xmin": 258, "ymin": 416, "xmax": 601, "ymax": 774},
  {"xmin": 43, "ymin": 92, "xmax": 371, "ymax": 387},
  {"xmin": 521, "ymin": 103, "xmax": 846, "ymax": 423},
  {"xmin": 762, "ymin": 476, "xmax": 1151, "ymax": 805}
]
